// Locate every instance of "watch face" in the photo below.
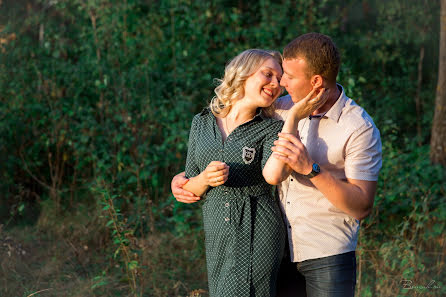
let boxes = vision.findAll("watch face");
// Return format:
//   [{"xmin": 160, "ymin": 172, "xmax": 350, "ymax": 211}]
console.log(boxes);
[{"xmin": 313, "ymin": 163, "xmax": 320, "ymax": 173}]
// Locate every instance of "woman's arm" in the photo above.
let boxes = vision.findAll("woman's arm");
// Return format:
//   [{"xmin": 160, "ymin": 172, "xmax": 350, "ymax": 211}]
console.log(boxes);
[
  {"xmin": 183, "ymin": 161, "xmax": 229, "ymax": 197},
  {"xmin": 263, "ymin": 88, "xmax": 327, "ymax": 185}
]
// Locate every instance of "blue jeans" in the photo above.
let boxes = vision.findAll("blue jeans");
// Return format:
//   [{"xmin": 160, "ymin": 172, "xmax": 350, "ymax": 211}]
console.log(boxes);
[{"xmin": 276, "ymin": 250, "xmax": 356, "ymax": 297}]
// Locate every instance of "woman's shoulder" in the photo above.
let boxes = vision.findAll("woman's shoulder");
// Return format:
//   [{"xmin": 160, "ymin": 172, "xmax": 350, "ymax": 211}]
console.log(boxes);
[
  {"xmin": 191, "ymin": 107, "xmax": 212, "ymax": 122},
  {"xmin": 259, "ymin": 115, "xmax": 283, "ymax": 132}
]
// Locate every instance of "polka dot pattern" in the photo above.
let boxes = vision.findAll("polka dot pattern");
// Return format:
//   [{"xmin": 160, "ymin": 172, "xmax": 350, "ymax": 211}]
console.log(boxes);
[{"xmin": 185, "ymin": 108, "xmax": 286, "ymax": 297}]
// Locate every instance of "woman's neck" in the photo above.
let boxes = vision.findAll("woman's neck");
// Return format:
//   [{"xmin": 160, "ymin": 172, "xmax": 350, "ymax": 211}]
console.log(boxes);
[{"xmin": 226, "ymin": 99, "xmax": 257, "ymax": 122}]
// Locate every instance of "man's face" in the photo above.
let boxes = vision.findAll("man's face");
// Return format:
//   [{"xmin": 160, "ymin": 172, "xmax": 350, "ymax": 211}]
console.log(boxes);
[{"xmin": 280, "ymin": 58, "xmax": 313, "ymax": 103}]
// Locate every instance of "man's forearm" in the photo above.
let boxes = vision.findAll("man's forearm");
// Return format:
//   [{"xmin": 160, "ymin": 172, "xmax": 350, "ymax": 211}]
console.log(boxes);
[{"xmin": 310, "ymin": 169, "xmax": 376, "ymax": 221}]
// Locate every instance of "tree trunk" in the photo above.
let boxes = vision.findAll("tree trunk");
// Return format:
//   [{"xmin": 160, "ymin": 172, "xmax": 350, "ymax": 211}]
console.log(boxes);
[
  {"xmin": 430, "ymin": 0, "xmax": 446, "ymax": 165},
  {"xmin": 415, "ymin": 46, "xmax": 424, "ymax": 146}
]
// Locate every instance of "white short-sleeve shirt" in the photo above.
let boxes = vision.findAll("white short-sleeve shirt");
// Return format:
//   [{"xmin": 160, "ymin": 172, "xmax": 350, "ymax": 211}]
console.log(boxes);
[{"xmin": 273, "ymin": 84, "xmax": 382, "ymax": 262}]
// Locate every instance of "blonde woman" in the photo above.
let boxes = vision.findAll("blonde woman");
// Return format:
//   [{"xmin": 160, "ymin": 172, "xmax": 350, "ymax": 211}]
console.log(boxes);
[{"xmin": 178, "ymin": 49, "xmax": 325, "ymax": 297}]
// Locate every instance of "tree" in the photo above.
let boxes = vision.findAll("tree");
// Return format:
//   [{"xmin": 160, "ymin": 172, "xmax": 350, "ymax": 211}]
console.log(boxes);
[{"xmin": 431, "ymin": 0, "xmax": 446, "ymax": 165}]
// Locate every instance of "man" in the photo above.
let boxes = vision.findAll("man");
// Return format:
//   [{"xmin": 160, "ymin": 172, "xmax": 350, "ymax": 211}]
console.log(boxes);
[{"xmin": 172, "ymin": 33, "xmax": 382, "ymax": 297}]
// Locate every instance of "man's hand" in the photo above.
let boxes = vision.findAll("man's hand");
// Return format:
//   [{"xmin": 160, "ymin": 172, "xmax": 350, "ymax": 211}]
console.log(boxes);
[
  {"xmin": 271, "ymin": 132, "xmax": 314, "ymax": 175},
  {"xmin": 171, "ymin": 172, "xmax": 201, "ymax": 203}
]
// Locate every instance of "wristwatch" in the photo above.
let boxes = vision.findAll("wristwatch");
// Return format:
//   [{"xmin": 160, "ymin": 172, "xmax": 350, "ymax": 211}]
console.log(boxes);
[{"xmin": 304, "ymin": 163, "xmax": 321, "ymax": 178}]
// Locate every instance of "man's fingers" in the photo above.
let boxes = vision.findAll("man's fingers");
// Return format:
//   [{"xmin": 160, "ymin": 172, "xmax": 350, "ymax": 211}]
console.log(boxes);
[
  {"xmin": 174, "ymin": 188, "xmax": 196, "ymax": 197},
  {"xmin": 177, "ymin": 196, "xmax": 201, "ymax": 203},
  {"xmin": 274, "ymin": 139, "xmax": 300, "ymax": 151},
  {"xmin": 272, "ymin": 152, "xmax": 293, "ymax": 164},
  {"xmin": 173, "ymin": 177, "xmax": 189, "ymax": 188},
  {"xmin": 278, "ymin": 133, "xmax": 303, "ymax": 146},
  {"xmin": 271, "ymin": 145, "xmax": 295, "ymax": 158}
]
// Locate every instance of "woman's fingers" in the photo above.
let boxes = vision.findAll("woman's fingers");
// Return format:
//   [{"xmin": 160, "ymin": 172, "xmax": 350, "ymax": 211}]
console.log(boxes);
[
  {"xmin": 206, "ymin": 161, "xmax": 228, "ymax": 172},
  {"xmin": 302, "ymin": 88, "xmax": 317, "ymax": 102},
  {"xmin": 310, "ymin": 88, "xmax": 328, "ymax": 109},
  {"xmin": 204, "ymin": 161, "xmax": 229, "ymax": 187}
]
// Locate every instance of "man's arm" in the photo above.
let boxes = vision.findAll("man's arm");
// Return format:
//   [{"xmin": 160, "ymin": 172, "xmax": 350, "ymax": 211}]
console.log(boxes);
[
  {"xmin": 310, "ymin": 172, "xmax": 376, "ymax": 220},
  {"xmin": 171, "ymin": 172, "xmax": 201, "ymax": 203},
  {"xmin": 182, "ymin": 161, "xmax": 228, "ymax": 197},
  {"xmin": 272, "ymin": 132, "xmax": 377, "ymax": 220},
  {"xmin": 172, "ymin": 161, "xmax": 229, "ymax": 200}
]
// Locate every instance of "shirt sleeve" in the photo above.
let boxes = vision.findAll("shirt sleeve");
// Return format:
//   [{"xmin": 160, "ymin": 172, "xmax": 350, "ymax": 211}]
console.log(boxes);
[
  {"xmin": 344, "ymin": 123, "xmax": 382, "ymax": 181},
  {"xmin": 185, "ymin": 114, "xmax": 201, "ymax": 178},
  {"xmin": 261, "ymin": 119, "xmax": 284, "ymax": 170}
]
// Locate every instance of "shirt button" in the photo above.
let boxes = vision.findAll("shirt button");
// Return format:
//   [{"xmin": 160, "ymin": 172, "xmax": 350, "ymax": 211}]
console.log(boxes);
[
  {"xmin": 225, "ymin": 202, "xmax": 230, "ymax": 207},
  {"xmin": 290, "ymin": 178, "xmax": 293, "ymax": 181},
  {"xmin": 287, "ymin": 202, "xmax": 290, "ymax": 205},
  {"xmin": 224, "ymin": 191, "xmax": 228, "ymax": 194},
  {"xmin": 288, "ymin": 225, "xmax": 291, "ymax": 229},
  {"xmin": 225, "ymin": 217, "xmax": 230, "ymax": 222}
]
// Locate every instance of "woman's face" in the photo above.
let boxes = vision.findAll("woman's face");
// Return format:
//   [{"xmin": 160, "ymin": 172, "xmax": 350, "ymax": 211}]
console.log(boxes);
[{"xmin": 243, "ymin": 58, "xmax": 283, "ymax": 108}]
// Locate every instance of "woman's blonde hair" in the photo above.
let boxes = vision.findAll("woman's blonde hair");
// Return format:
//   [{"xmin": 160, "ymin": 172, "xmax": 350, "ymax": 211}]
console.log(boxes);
[{"xmin": 210, "ymin": 49, "xmax": 283, "ymax": 118}]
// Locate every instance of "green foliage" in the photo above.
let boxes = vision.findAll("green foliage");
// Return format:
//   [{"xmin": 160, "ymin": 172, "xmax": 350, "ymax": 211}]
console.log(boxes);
[{"xmin": 0, "ymin": 0, "xmax": 444, "ymax": 296}]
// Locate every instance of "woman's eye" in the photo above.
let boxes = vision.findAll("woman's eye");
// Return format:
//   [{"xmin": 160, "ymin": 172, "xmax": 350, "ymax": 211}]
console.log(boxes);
[{"xmin": 264, "ymin": 72, "xmax": 272, "ymax": 77}]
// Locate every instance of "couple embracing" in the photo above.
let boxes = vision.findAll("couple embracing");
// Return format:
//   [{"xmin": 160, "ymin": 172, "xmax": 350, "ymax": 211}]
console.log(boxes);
[{"xmin": 171, "ymin": 33, "xmax": 382, "ymax": 297}]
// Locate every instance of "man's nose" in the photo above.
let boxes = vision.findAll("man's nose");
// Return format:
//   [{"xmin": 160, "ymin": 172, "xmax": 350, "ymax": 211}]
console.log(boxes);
[{"xmin": 280, "ymin": 77, "xmax": 286, "ymax": 87}]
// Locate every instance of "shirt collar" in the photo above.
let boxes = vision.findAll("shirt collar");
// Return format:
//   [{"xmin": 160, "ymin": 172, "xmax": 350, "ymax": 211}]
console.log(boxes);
[
  {"xmin": 324, "ymin": 83, "xmax": 348, "ymax": 123},
  {"xmin": 202, "ymin": 106, "xmax": 265, "ymax": 121},
  {"xmin": 200, "ymin": 107, "xmax": 211, "ymax": 115}
]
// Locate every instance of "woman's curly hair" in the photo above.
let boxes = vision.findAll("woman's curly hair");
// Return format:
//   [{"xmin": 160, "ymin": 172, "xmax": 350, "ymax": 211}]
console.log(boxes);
[{"xmin": 210, "ymin": 49, "xmax": 283, "ymax": 118}]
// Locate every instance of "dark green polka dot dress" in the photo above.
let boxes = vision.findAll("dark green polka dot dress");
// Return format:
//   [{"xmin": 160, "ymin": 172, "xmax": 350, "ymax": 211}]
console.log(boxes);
[{"xmin": 185, "ymin": 108, "xmax": 286, "ymax": 297}]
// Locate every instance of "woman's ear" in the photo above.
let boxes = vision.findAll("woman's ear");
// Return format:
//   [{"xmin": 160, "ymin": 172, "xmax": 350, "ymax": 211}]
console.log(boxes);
[{"xmin": 311, "ymin": 75, "xmax": 324, "ymax": 89}]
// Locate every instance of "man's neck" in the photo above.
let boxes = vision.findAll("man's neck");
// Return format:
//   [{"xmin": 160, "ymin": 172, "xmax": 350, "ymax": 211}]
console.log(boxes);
[{"xmin": 312, "ymin": 84, "xmax": 341, "ymax": 116}]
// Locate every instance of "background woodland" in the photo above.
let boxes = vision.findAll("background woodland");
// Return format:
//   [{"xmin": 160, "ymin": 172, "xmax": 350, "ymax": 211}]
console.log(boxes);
[{"xmin": 0, "ymin": 0, "xmax": 445, "ymax": 296}]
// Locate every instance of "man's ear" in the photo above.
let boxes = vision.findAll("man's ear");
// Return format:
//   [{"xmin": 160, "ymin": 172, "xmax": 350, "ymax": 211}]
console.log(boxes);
[{"xmin": 311, "ymin": 75, "xmax": 324, "ymax": 89}]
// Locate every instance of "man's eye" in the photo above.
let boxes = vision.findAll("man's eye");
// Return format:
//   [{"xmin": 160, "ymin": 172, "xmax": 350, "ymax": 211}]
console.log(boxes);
[{"xmin": 264, "ymin": 72, "xmax": 272, "ymax": 77}]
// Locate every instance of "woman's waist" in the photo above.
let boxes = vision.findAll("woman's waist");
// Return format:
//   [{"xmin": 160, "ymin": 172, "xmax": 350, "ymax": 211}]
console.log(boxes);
[{"xmin": 206, "ymin": 184, "xmax": 274, "ymax": 200}]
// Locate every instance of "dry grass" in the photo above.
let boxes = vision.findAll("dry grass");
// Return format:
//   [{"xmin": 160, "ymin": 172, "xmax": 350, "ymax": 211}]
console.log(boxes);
[{"xmin": 0, "ymin": 201, "xmax": 208, "ymax": 297}]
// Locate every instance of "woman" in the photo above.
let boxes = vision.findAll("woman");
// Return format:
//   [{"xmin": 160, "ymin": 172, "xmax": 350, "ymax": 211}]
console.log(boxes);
[{"xmin": 181, "ymin": 49, "xmax": 324, "ymax": 297}]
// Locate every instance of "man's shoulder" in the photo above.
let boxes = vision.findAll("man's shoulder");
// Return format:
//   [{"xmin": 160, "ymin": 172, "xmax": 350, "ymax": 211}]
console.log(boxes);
[{"xmin": 338, "ymin": 97, "xmax": 377, "ymax": 133}]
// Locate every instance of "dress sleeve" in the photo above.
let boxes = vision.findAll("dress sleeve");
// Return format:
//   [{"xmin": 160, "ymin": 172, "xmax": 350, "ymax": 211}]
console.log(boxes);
[
  {"xmin": 344, "ymin": 124, "xmax": 382, "ymax": 181},
  {"xmin": 261, "ymin": 119, "xmax": 284, "ymax": 170},
  {"xmin": 185, "ymin": 114, "xmax": 201, "ymax": 178}
]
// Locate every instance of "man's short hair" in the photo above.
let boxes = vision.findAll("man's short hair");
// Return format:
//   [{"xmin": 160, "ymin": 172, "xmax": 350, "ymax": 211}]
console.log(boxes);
[{"xmin": 283, "ymin": 33, "xmax": 340, "ymax": 83}]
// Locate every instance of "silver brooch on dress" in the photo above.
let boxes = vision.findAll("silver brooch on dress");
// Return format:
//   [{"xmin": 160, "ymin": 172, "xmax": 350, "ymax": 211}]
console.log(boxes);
[{"xmin": 242, "ymin": 147, "xmax": 256, "ymax": 164}]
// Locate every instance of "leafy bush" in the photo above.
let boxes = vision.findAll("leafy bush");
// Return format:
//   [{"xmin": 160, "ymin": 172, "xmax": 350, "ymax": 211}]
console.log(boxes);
[{"xmin": 0, "ymin": 0, "xmax": 444, "ymax": 296}]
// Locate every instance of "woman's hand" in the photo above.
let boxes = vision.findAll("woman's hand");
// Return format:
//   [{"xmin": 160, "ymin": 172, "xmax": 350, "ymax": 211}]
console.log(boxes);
[
  {"xmin": 289, "ymin": 87, "xmax": 329, "ymax": 120},
  {"xmin": 200, "ymin": 161, "xmax": 229, "ymax": 187}
]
